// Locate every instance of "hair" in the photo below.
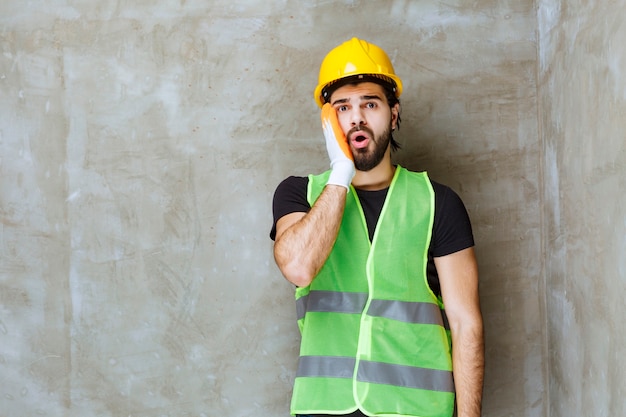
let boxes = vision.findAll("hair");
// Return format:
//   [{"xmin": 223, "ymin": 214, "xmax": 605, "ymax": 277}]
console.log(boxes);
[{"xmin": 322, "ymin": 74, "xmax": 402, "ymax": 151}]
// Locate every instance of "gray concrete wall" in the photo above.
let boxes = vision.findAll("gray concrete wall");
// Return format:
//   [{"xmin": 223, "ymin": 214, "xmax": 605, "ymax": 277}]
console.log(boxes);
[
  {"xmin": 1, "ymin": 1, "xmax": 543, "ymax": 416},
  {"xmin": 537, "ymin": 1, "xmax": 626, "ymax": 416}
]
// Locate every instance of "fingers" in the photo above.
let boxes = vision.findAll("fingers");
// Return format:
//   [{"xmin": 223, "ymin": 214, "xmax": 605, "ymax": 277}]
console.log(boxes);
[{"xmin": 321, "ymin": 103, "xmax": 353, "ymax": 160}]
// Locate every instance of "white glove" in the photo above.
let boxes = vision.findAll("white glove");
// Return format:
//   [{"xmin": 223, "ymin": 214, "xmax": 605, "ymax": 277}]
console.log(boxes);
[{"xmin": 321, "ymin": 103, "xmax": 355, "ymax": 190}]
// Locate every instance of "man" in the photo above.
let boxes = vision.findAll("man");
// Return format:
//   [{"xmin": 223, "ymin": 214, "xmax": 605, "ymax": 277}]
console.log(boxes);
[{"xmin": 270, "ymin": 38, "xmax": 484, "ymax": 417}]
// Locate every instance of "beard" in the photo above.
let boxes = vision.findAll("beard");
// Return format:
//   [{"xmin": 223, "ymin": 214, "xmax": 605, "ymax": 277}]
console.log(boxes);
[{"xmin": 351, "ymin": 124, "xmax": 392, "ymax": 172}]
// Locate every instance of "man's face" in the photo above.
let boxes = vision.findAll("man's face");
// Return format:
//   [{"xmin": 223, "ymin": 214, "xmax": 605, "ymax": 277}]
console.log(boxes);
[{"xmin": 329, "ymin": 82, "xmax": 399, "ymax": 171}]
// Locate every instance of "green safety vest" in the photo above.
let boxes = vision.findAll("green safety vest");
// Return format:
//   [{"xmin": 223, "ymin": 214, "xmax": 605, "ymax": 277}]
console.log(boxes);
[{"xmin": 291, "ymin": 166, "xmax": 455, "ymax": 417}]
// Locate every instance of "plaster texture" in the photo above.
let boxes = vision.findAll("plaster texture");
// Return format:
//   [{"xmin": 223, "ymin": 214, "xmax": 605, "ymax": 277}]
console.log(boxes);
[
  {"xmin": 538, "ymin": 1, "xmax": 626, "ymax": 416},
  {"xmin": 1, "ymin": 0, "xmax": 619, "ymax": 416}
]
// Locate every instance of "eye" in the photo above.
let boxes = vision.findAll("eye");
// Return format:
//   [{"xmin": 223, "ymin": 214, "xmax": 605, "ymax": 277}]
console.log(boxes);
[
  {"xmin": 365, "ymin": 102, "xmax": 377, "ymax": 109},
  {"xmin": 337, "ymin": 105, "xmax": 348, "ymax": 112}
]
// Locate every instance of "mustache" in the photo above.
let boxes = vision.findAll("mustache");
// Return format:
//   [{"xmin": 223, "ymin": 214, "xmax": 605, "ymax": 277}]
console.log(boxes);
[{"xmin": 347, "ymin": 125, "xmax": 375, "ymax": 139}]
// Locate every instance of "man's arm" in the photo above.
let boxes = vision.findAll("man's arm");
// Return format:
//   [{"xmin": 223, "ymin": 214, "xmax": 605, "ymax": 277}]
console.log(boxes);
[
  {"xmin": 435, "ymin": 247, "xmax": 484, "ymax": 417},
  {"xmin": 274, "ymin": 104, "xmax": 354, "ymax": 287},
  {"xmin": 273, "ymin": 184, "xmax": 346, "ymax": 287}
]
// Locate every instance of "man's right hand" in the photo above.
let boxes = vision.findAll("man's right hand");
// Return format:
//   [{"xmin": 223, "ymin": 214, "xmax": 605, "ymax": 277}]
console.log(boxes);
[{"xmin": 321, "ymin": 103, "xmax": 355, "ymax": 190}]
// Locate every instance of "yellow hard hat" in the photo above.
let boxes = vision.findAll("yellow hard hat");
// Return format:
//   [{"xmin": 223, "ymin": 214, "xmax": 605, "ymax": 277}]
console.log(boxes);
[{"xmin": 314, "ymin": 38, "xmax": 403, "ymax": 108}]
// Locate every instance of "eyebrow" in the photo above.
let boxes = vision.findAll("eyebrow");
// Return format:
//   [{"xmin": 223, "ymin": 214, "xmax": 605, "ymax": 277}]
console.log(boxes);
[{"xmin": 331, "ymin": 94, "xmax": 384, "ymax": 106}]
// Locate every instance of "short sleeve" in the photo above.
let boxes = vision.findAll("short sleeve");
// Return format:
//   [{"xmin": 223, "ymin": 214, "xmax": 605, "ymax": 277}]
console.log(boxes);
[
  {"xmin": 270, "ymin": 176, "xmax": 310, "ymax": 240},
  {"xmin": 431, "ymin": 181, "xmax": 475, "ymax": 257}
]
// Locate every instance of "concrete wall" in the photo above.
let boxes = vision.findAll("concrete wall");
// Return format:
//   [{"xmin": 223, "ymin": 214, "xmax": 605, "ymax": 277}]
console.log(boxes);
[
  {"xmin": 1, "ymin": 1, "xmax": 543, "ymax": 416},
  {"xmin": 537, "ymin": 1, "xmax": 626, "ymax": 416}
]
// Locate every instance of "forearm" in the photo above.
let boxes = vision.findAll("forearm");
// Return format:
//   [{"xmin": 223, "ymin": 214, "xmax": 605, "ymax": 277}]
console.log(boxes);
[
  {"xmin": 274, "ymin": 184, "xmax": 346, "ymax": 287},
  {"xmin": 451, "ymin": 319, "xmax": 485, "ymax": 417}
]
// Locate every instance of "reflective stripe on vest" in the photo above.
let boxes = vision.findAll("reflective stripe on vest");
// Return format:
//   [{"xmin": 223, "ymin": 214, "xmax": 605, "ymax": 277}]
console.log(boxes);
[
  {"xmin": 297, "ymin": 355, "xmax": 455, "ymax": 393},
  {"xmin": 297, "ymin": 290, "xmax": 450, "ymax": 329},
  {"xmin": 296, "ymin": 291, "xmax": 368, "ymax": 319}
]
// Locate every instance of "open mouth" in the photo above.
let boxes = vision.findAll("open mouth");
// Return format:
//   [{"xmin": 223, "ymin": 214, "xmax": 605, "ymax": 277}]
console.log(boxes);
[{"xmin": 351, "ymin": 132, "xmax": 371, "ymax": 149}]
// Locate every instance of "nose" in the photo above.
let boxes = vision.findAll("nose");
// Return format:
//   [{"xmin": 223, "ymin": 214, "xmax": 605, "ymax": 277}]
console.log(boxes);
[{"xmin": 350, "ymin": 107, "xmax": 366, "ymax": 127}]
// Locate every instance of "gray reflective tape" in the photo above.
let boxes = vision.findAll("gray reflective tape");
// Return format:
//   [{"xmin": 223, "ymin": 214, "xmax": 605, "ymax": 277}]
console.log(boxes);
[
  {"xmin": 296, "ymin": 291, "xmax": 368, "ymax": 320},
  {"xmin": 296, "ymin": 356, "xmax": 454, "ymax": 393},
  {"xmin": 296, "ymin": 294, "xmax": 307, "ymax": 321},
  {"xmin": 357, "ymin": 360, "xmax": 455, "ymax": 393},
  {"xmin": 296, "ymin": 292, "xmax": 449, "ymax": 331},
  {"xmin": 366, "ymin": 299, "xmax": 447, "ymax": 328},
  {"xmin": 296, "ymin": 355, "xmax": 355, "ymax": 379}
]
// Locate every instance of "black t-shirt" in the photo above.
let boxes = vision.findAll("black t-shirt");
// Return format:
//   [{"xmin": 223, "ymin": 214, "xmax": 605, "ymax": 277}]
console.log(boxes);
[{"xmin": 270, "ymin": 175, "xmax": 474, "ymax": 296}]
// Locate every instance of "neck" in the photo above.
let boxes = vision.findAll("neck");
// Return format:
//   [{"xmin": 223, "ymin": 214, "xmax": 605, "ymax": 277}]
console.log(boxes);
[{"xmin": 351, "ymin": 150, "xmax": 396, "ymax": 191}]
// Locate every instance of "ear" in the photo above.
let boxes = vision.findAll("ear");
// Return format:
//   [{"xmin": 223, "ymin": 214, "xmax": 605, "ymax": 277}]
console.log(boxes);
[{"xmin": 391, "ymin": 103, "xmax": 400, "ymax": 130}]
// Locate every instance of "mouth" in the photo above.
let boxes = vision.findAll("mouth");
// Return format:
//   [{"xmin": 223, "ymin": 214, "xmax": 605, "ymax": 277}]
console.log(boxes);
[{"xmin": 350, "ymin": 129, "xmax": 372, "ymax": 150}]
